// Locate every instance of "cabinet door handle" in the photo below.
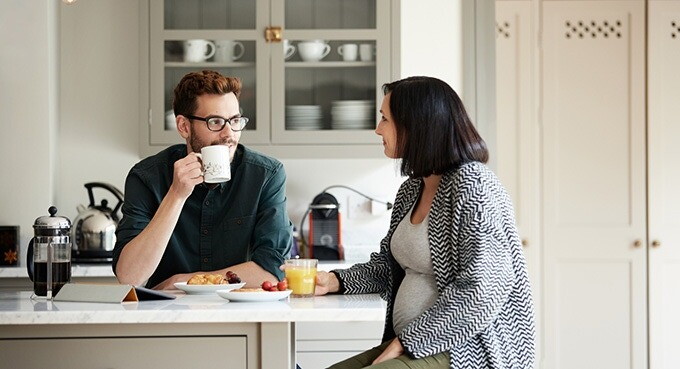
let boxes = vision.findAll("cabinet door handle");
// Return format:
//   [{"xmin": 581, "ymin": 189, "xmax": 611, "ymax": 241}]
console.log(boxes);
[
  {"xmin": 652, "ymin": 240, "xmax": 661, "ymax": 248},
  {"xmin": 265, "ymin": 26, "xmax": 282, "ymax": 42},
  {"xmin": 521, "ymin": 239, "xmax": 529, "ymax": 247},
  {"xmin": 633, "ymin": 239, "xmax": 642, "ymax": 248}
]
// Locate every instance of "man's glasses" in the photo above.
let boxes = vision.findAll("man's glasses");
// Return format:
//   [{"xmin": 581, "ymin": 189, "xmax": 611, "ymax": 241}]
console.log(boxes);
[{"xmin": 185, "ymin": 115, "xmax": 249, "ymax": 132}]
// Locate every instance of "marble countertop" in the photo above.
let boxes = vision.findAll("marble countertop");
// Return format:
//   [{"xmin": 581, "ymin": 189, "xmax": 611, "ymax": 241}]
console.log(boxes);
[
  {"xmin": 0, "ymin": 291, "xmax": 386, "ymax": 325},
  {"xmin": 0, "ymin": 261, "xmax": 359, "ymax": 279}
]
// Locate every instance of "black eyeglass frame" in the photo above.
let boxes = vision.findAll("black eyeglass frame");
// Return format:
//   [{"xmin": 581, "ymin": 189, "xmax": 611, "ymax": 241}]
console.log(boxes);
[{"xmin": 185, "ymin": 114, "xmax": 249, "ymax": 132}]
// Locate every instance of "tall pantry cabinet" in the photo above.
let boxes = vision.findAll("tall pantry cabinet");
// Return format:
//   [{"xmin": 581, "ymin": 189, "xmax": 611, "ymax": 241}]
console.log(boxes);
[
  {"xmin": 495, "ymin": 1, "xmax": 680, "ymax": 369},
  {"xmin": 647, "ymin": 2, "xmax": 680, "ymax": 369}
]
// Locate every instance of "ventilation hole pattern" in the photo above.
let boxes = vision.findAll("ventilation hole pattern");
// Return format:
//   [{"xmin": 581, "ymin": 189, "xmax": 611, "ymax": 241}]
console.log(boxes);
[
  {"xmin": 672, "ymin": 20, "xmax": 679, "ymax": 39},
  {"xmin": 564, "ymin": 19, "xmax": 623, "ymax": 39},
  {"xmin": 496, "ymin": 21, "xmax": 511, "ymax": 39}
]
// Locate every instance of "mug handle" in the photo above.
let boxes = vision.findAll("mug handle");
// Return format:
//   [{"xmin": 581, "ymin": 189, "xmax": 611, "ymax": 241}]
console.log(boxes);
[
  {"xmin": 194, "ymin": 153, "xmax": 205, "ymax": 176},
  {"xmin": 321, "ymin": 44, "xmax": 331, "ymax": 59},
  {"xmin": 337, "ymin": 45, "xmax": 344, "ymax": 56},
  {"xmin": 204, "ymin": 41, "xmax": 216, "ymax": 60},
  {"xmin": 233, "ymin": 41, "xmax": 245, "ymax": 61},
  {"xmin": 285, "ymin": 45, "xmax": 296, "ymax": 60}
]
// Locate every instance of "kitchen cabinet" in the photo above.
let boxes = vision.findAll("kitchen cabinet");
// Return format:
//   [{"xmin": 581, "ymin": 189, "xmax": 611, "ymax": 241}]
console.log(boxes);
[
  {"xmin": 495, "ymin": 1, "xmax": 680, "ymax": 369},
  {"xmin": 296, "ymin": 321, "xmax": 384, "ymax": 368},
  {"xmin": 647, "ymin": 2, "xmax": 680, "ymax": 369},
  {"xmin": 494, "ymin": 0, "xmax": 540, "ymax": 344},
  {"xmin": 142, "ymin": 0, "xmax": 396, "ymax": 158}
]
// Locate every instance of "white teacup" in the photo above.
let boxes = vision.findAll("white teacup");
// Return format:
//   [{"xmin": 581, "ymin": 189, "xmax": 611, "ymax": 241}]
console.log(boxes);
[
  {"xmin": 184, "ymin": 39, "xmax": 216, "ymax": 63},
  {"xmin": 337, "ymin": 44, "xmax": 358, "ymax": 62},
  {"xmin": 298, "ymin": 40, "xmax": 331, "ymax": 62},
  {"xmin": 283, "ymin": 39, "xmax": 296, "ymax": 60},
  {"xmin": 359, "ymin": 43, "xmax": 375, "ymax": 62},
  {"xmin": 165, "ymin": 110, "xmax": 176, "ymax": 131},
  {"xmin": 214, "ymin": 40, "xmax": 245, "ymax": 63},
  {"xmin": 195, "ymin": 145, "xmax": 231, "ymax": 183}
]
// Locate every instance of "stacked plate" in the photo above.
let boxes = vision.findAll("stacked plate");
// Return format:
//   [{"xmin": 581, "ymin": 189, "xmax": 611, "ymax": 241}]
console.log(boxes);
[
  {"xmin": 331, "ymin": 100, "xmax": 375, "ymax": 130},
  {"xmin": 285, "ymin": 105, "xmax": 323, "ymax": 130}
]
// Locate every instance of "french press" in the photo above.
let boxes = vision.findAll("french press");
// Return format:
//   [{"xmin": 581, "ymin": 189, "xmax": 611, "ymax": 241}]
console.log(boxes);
[{"xmin": 26, "ymin": 206, "xmax": 72, "ymax": 298}]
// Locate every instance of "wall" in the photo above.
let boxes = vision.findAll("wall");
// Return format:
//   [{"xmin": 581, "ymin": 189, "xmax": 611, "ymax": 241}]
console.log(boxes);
[
  {"xmin": 0, "ymin": 0, "xmax": 465, "ymax": 265},
  {"xmin": 0, "ymin": 1, "xmax": 59, "ymax": 264}
]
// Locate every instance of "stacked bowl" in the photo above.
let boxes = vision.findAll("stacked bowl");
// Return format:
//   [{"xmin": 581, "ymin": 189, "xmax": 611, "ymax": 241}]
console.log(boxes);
[{"xmin": 331, "ymin": 100, "xmax": 375, "ymax": 130}]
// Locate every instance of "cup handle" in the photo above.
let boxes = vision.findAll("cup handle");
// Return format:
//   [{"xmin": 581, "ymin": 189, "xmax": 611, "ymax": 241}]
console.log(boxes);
[
  {"xmin": 233, "ymin": 41, "xmax": 245, "ymax": 61},
  {"xmin": 321, "ymin": 44, "xmax": 331, "ymax": 59},
  {"xmin": 285, "ymin": 45, "xmax": 296, "ymax": 60},
  {"xmin": 194, "ymin": 153, "xmax": 205, "ymax": 175},
  {"xmin": 337, "ymin": 45, "xmax": 344, "ymax": 56},
  {"xmin": 204, "ymin": 41, "xmax": 216, "ymax": 60}
]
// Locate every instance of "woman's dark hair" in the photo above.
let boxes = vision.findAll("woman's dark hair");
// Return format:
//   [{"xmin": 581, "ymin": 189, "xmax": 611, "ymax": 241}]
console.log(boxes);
[{"xmin": 382, "ymin": 76, "xmax": 488, "ymax": 178}]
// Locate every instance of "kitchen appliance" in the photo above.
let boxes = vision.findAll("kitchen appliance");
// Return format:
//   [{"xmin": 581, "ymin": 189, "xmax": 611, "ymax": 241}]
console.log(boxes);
[
  {"xmin": 308, "ymin": 192, "xmax": 343, "ymax": 260},
  {"xmin": 26, "ymin": 206, "xmax": 72, "ymax": 298},
  {"xmin": 71, "ymin": 182, "xmax": 124, "ymax": 264}
]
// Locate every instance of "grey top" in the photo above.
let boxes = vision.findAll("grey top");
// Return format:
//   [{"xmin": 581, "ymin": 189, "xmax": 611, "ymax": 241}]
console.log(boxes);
[{"xmin": 391, "ymin": 206, "xmax": 438, "ymax": 335}]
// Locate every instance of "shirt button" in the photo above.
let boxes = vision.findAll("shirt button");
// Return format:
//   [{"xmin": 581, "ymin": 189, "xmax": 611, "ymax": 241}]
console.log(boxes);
[
  {"xmin": 236, "ymin": 219, "xmax": 242, "ymax": 225},
  {"xmin": 202, "ymin": 229, "xmax": 208, "ymax": 235},
  {"xmin": 204, "ymin": 200, "xmax": 210, "ymax": 206},
  {"xmin": 203, "ymin": 257, "xmax": 209, "ymax": 263}
]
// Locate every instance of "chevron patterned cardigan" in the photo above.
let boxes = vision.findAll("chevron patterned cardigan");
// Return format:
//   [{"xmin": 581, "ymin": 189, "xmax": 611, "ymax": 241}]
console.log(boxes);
[{"xmin": 334, "ymin": 162, "xmax": 535, "ymax": 369}]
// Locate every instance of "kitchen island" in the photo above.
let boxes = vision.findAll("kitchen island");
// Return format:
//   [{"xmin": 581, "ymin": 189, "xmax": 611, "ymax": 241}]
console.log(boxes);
[{"xmin": 0, "ymin": 291, "xmax": 386, "ymax": 369}]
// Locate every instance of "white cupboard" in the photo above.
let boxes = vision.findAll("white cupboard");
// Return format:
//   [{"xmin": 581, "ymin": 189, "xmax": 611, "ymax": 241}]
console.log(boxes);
[
  {"xmin": 542, "ymin": 2, "xmax": 647, "ymax": 369},
  {"xmin": 496, "ymin": 1, "xmax": 680, "ymax": 368},
  {"xmin": 648, "ymin": 2, "xmax": 680, "ymax": 369}
]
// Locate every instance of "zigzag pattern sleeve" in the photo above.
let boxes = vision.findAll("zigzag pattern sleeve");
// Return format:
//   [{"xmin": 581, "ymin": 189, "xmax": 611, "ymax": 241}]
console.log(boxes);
[
  {"xmin": 398, "ymin": 176, "xmax": 514, "ymax": 358},
  {"xmin": 333, "ymin": 234, "xmax": 392, "ymax": 295}
]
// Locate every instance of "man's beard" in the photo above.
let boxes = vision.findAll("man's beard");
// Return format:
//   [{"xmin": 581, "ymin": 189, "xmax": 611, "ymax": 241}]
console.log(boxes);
[{"xmin": 189, "ymin": 125, "xmax": 236, "ymax": 154}]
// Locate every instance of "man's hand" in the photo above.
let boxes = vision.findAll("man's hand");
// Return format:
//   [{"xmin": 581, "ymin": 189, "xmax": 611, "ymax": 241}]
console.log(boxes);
[
  {"xmin": 372, "ymin": 338, "xmax": 404, "ymax": 364},
  {"xmin": 152, "ymin": 273, "xmax": 190, "ymax": 290},
  {"xmin": 314, "ymin": 271, "xmax": 339, "ymax": 295},
  {"xmin": 169, "ymin": 153, "xmax": 203, "ymax": 199}
]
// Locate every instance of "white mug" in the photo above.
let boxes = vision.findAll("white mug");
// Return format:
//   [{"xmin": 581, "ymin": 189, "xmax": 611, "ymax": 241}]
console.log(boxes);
[
  {"xmin": 298, "ymin": 40, "xmax": 331, "ymax": 62},
  {"xmin": 195, "ymin": 145, "xmax": 231, "ymax": 183},
  {"xmin": 359, "ymin": 43, "xmax": 375, "ymax": 62},
  {"xmin": 283, "ymin": 39, "xmax": 296, "ymax": 60},
  {"xmin": 165, "ymin": 110, "xmax": 176, "ymax": 131},
  {"xmin": 184, "ymin": 39, "xmax": 216, "ymax": 62},
  {"xmin": 214, "ymin": 40, "xmax": 245, "ymax": 62},
  {"xmin": 337, "ymin": 44, "xmax": 358, "ymax": 62}
]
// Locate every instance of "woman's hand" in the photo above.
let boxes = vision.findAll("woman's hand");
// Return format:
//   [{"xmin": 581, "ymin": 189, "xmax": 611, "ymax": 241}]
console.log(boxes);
[
  {"xmin": 372, "ymin": 337, "xmax": 404, "ymax": 364},
  {"xmin": 314, "ymin": 271, "xmax": 339, "ymax": 295}
]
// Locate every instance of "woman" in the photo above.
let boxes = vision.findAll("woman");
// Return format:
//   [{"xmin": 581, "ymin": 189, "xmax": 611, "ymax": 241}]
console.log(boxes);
[{"xmin": 315, "ymin": 76, "xmax": 535, "ymax": 369}]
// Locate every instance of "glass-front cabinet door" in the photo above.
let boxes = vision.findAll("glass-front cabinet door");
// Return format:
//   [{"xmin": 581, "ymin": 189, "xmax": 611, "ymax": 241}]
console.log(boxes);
[
  {"xmin": 149, "ymin": 0, "xmax": 270, "ymax": 146},
  {"xmin": 147, "ymin": 0, "xmax": 392, "ymax": 153},
  {"xmin": 270, "ymin": 0, "xmax": 390, "ymax": 144}
]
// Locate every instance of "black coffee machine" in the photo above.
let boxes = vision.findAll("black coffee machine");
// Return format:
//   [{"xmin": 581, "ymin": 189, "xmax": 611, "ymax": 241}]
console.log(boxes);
[{"xmin": 307, "ymin": 192, "xmax": 343, "ymax": 260}]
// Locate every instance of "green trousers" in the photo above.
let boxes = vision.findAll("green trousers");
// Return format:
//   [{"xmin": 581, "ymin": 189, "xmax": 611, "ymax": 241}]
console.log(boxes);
[{"xmin": 328, "ymin": 341, "xmax": 449, "ymax": 369}]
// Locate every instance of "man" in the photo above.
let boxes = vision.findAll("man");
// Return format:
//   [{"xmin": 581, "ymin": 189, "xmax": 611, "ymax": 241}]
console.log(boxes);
[{"xmin": 113, "ymin": 70, "xmax": 292, "ymax": 289}]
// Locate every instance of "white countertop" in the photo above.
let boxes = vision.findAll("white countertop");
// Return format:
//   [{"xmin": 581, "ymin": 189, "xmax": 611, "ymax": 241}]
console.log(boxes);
[
  {"xmin": 0, "ymin": 291, "xmax": 386, "ymax": 325},
  {"xmin": 0, "ymin": 261, "xmax": 359, "ymax": 279}
]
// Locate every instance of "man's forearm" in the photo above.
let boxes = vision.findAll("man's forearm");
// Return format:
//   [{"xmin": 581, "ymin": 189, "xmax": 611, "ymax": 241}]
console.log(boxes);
[
  {"xmin": 215, "ymin": 261, "xmax": 278, "ymax": 288},
  {"xmin": 116, "ymin": 189, "xmax": 187, "ymax": 286}
]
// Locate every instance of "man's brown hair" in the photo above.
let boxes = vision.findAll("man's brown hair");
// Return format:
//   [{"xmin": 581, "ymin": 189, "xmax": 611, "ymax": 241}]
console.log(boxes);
[{"xmin": 172, "ymin": 70, "xmax": 242, "ymax": 117}]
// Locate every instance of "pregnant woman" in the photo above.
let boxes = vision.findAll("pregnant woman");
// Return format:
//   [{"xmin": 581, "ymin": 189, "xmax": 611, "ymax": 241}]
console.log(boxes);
[{"xmin": 315, "ymin": 76, "xmax": 536, "ymax": 369}]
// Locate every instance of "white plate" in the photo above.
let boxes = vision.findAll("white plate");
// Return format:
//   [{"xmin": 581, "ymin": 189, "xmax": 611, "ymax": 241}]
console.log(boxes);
[
  {"xmin": 174, "ymin": 282, "xmax": 245, "ymax": 294},
  {"xmin": 216, "ymin": 289, "xmax": 292, "ymax": 302}
]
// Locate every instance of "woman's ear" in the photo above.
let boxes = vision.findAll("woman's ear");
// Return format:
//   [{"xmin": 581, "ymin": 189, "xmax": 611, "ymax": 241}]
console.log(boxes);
[{"xmin": 177, "ymin": 115, "xmax": 190, "ymax": 139}]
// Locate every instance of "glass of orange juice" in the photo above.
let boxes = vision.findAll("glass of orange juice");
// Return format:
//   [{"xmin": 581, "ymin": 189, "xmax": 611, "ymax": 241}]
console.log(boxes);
[{"xmin": 284, "ymin": 258, "xmax": 318, "ymax": 297}]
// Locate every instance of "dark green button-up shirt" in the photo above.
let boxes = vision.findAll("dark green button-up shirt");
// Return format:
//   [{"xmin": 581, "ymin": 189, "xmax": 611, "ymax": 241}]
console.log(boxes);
[{"xmin": 113, "ymin": 144, "xmax": 292, "ymax": 288}]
